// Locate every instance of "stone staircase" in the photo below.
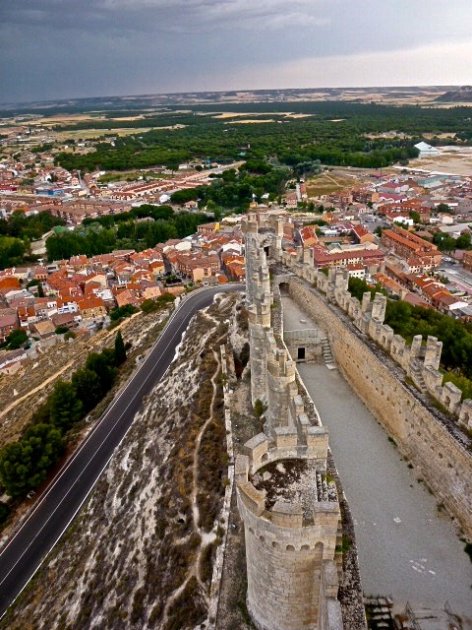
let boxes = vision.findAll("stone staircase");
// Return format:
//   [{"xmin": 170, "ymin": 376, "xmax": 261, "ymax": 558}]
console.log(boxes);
[
  {"xmin": 410, "ymin": 360, "xmax": 427, "ymax": 393},
  {"xmin": 321, "ymin": 338, "xmax": 337, "ymax": 370}
]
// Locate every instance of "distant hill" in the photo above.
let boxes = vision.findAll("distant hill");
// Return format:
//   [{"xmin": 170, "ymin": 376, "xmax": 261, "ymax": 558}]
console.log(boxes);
[
  {"xmin": 435, "ymin": 86, "xmax": 472, "ymax": 102},
  {"xmin": 0, "ymin": 86, "xmax": 458, "ymax": 118}
]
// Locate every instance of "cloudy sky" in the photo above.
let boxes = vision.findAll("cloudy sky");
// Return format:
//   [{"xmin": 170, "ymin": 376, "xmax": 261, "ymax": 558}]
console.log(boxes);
[{"xmin": 1, "ymin": 0, "xmax": 471, "ymax": 103}]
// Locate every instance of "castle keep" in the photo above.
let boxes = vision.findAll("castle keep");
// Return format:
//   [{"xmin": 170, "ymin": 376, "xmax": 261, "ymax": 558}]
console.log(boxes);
[{"xmin": 236, "ymin": 216, "xmax": 345, "ymax": 630}]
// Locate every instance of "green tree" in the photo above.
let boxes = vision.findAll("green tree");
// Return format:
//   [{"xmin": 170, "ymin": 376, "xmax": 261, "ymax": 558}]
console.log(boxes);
[
  {"xmin": 0, "ymin": 236, "xmax": 26, "ymax": 269},
  {"xmin": 86, "ymin": 350, "xmax": 117, "ymax": 395},
  {"xmin": 456, "ymin": 232, "xmax": 471, "ymax": 250},
  {"xmin": 409, "ymin": 211, "xmax": 421, "ymax": 224},
  {"xmin": 49, "ymin": 381, "xmax": 83, "ymax": 431},
  {"xmin": 27, "ymin": 279, "xmax": 45, "ymax": 297},
  {"xmin": 0, "ymin": 424, "xmax": 64, "ymax": 497},
  {"xmin": 5, "ymin": 329, "xmax": 28, "ymax": 350},
  {"xmin": 114, "ymin": 331, "xmax": 127, "ymax": 366},
  {"xmin": 0, "ymin": 502, "xmax": 10, "ymax": 525},
  {"xmin": 141, "ymin": 299, "xmax": 159, "ymax": 314},
  {"xmin": 433, "ymin": 232, "xmax": 457, "ymax": 252},
  {"xmin": 71, "ymin": 368, "xmax": 104, "ymax": 413},
  {"xmin": 109, "ymin": 304, "xmax": 138, "ymax": 321}
]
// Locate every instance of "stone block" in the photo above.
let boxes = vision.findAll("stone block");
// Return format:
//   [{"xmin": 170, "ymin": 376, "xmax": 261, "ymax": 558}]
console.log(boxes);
[
  {"xmin": 378, "ymin": 324, "xmax": 394, "ymax": 351},
  {"xmin": 424, "ymin": 335, "xmax": 443, "ymax": 371},
  {"xmin": 238, "ymin": 481, "xmax": 266, "ymax": 515},
  {"xmin": 458, "ymin": 399, "xmax": 472, "ymax": 429},
  {"xmin": 235, "ymin": 454, "xmax": 250, "ymax": 484},
  {"xmin": 298, "ymin": 413, "xmax": 311, "ymax": 432},
  {"xmin": 440, "ymin": 381, "xmax": 462, "ymax": 414},
  {"xmin": 245, "ymin": 433, "xmax": 270, "ymax": 465},
  {"xmin": 271, "ymin": 500, "xmax": 304, "ymax": 528},
  {"xmin": 361, "ymin": 291, "xmax": 371, "ymax": 313},
  {"xmin": 371, "ymin": 293, "xmax": 387, "ymax": 323},
  {"xmin": 410, "ymin": 335, "xmax": 423, "ymax": 358},
  {"xmin": 422, "ymin": 366, "xmax": 443, "ymax": 395},
  {"xmin": 306, "ymin": 427, "xmax": 329, "ymax": 461},
  {"xmin": 274, "ymin": 427, "xmax": 298, "ymax": 448}
]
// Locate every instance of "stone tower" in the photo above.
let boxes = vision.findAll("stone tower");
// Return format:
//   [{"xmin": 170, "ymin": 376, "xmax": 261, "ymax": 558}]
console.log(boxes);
[
  {"xmin": 237, "ymin": 219, "xmax": 344, "ymax": 630},
  {"xmin": 244, "ymin": 215, "xmax": 273, "ymax": 405}
]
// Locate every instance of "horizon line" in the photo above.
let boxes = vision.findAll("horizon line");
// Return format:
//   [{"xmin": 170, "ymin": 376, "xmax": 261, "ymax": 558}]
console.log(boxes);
[{"xmin": 1, "ymin": 84, "xmax": 470, "ymax": 110}]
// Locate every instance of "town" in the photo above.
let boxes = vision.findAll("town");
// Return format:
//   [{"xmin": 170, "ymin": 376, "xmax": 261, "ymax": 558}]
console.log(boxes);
[
  {"xmin": 1, "ymin": 92, "xmax": 472, "ymax": 630},
  {"xmin": 2, "ymin": 127, "xmax": 472, "ymax": 379}
]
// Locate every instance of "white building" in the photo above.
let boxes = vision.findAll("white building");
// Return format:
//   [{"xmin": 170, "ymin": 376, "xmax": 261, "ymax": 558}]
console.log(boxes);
[{"xmin": 414, "ymin": 142, "xmax": 440, "ymax": 157}]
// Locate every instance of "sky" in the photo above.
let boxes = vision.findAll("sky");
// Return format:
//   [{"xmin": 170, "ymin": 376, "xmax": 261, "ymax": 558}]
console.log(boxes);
[{"xmin": 1, "ymin": 0, "xmax": 471, "ymax": 103}]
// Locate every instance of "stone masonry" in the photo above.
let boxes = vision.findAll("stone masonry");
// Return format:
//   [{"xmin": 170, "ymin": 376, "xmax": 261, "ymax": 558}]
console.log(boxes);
[
  {"xmin": 236, "ymin": 217, "xmax": 348, "ymax": 630},
  {"xmin": 266, "ymin": 229, "xmax": 472, "ymax": 539}
]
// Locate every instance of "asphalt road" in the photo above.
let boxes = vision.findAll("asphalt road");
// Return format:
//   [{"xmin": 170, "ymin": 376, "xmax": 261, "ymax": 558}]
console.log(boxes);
[{"xmin": 0, "ymin": 284, "xmax": 242, "ymax": 618}]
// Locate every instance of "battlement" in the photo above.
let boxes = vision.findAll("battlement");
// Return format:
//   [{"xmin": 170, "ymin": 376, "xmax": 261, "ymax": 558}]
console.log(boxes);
[
  {"xmin": 279, "ymin": 243, "xmax": 472, "ymax": 433},
  {"xmin": 236, "ymin": 442, "xmax": 338, "ymax": 525},
  {"xmin": 239, "ymin": 217, "xmax": 345, "ymax": 630}
]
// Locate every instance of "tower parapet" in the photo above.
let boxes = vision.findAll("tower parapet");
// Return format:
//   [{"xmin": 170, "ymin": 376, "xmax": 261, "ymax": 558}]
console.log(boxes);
[{"xmin": 236, "ymin": 435, "xmax": 342, "ymax": 630}]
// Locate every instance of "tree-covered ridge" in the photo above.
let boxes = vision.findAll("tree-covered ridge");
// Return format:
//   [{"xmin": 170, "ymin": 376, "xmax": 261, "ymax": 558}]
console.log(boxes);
[{"xmin": 52, "ymin": 100, "xmax": 472, "ymax": 174}]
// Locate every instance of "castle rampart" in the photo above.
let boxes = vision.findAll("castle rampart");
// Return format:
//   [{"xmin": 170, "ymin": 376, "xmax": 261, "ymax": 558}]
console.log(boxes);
[
  {"xmin": 236, "ymin": 215, "xmax": 358, "ymax": 629},
  {"xmin": 286, "ymin": 276, "xmax": 472, "ymax": 539},
  {"xmin": 236, "ymin": 438, "xmax": 342, "ymax": 630},
  {"xmin": 278, "ymin": 245, "xmax": 472, "ymax": 436}
]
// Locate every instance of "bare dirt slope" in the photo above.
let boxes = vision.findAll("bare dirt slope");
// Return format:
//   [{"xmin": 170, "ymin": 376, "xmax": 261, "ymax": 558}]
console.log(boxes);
[
  {"xmin": 0, "ymin": 309, "xmax": 169, "ymax": 448},
  {"xmin": 1, "ymin": 294, "xmax": 239, "ymax": 630}
]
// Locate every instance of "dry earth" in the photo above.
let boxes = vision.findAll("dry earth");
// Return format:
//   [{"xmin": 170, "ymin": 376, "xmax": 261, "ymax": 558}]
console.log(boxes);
[
  {"xmin": 409, "ymin": 146, "xmax": 472, "ymax": 176},
  {"xmin": 0, "ymin": 293, "xmax": 240, "ymax": 630},
  {"xmin": 306, "ymin": 171, "xmax": 364, "ymax": 197},
  {"xmin": 0, "ymin": 308, "xmax": 171, "ymax": 449}
]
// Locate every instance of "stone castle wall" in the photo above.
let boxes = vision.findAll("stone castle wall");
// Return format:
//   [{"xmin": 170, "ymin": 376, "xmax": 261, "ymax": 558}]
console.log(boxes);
[
  {"xmin": 277, "ymin": 250, "xmax": 472, "ymax": 432},
  {"xmin": 287, "ymin": 277, "xmax": 472, "ymax": 539},
  {"xmin": 237, "ymin": 218, "xmax": 356, "ymax": 630},
  {"xmin": 239, "ymin": 497, "xmax": 340, "ymax": 630}
]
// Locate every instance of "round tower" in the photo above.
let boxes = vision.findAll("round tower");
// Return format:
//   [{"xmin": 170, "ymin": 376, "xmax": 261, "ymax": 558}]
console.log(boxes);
[{"xmin": 236, "ymin": 437, "xmax": 342, "ymax": 630}]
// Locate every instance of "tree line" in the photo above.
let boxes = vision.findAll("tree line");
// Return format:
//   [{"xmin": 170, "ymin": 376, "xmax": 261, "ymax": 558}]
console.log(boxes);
[
  {"xmin": 0, "ymin": 211, "xmax": 65, "ymax": 270},
  {"xmin": 0, "ymin": 332, "xmax": 127, "ymax": 502},
  {"xmin": 53, "ymin": 100, "xmax": 471, "ymax": 175},
  {"xmin": 45, "ymin": 206, "xmax": 213, "ymax": 261},
  {"xmin": 432, "ymin": 231, "xmax": 472, "ymax": 252}
]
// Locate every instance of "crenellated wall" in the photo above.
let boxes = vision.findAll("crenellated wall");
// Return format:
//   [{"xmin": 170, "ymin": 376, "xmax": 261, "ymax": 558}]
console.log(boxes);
[
  {"xmin": 279, "ymin": 246, "xmax": 472, "ymax": 433},
  {"xmin": 236, "ymin": 438, "xmax": 342, "ymax": 630},
  {"xmin": 287, "ymin": 276, "xmax": 472, "ymax": 539},
  {"xmin": 237, "ymin": 215, "xmax": 356, "ymax": 630}
]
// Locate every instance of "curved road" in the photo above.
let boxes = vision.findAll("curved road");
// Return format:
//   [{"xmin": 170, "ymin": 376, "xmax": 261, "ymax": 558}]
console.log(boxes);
[{"xmin": 0, "ymin": 284, "xmax": 243, "ymax": 617}]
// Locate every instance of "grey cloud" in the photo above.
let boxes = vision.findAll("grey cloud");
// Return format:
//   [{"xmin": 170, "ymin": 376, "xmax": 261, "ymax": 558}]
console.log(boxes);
[{"xmin": 1, "ymin": 0, "xmax": 471, "ymax": 102}]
